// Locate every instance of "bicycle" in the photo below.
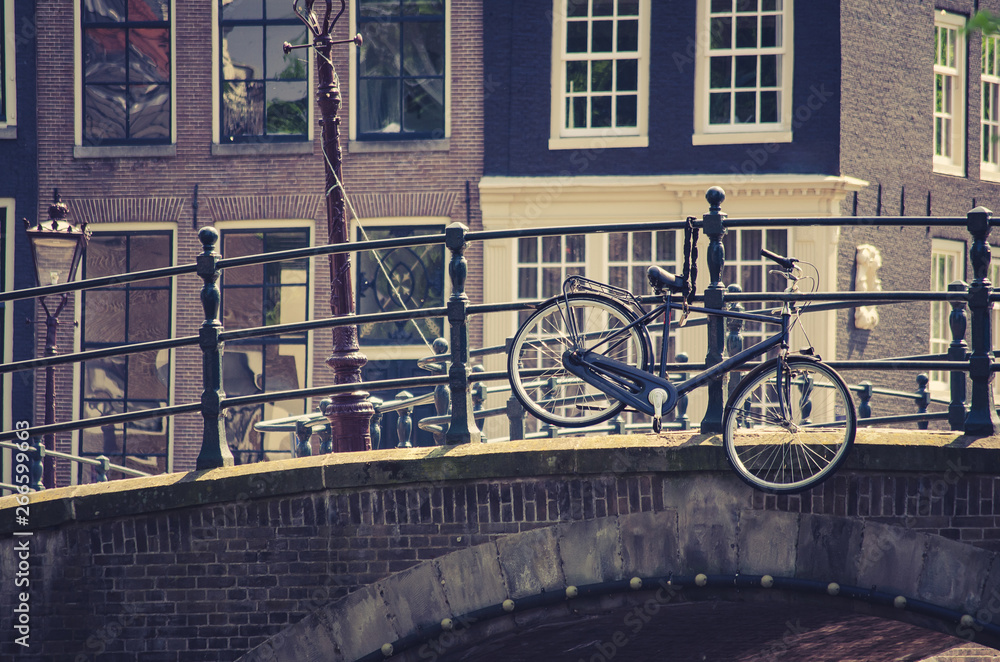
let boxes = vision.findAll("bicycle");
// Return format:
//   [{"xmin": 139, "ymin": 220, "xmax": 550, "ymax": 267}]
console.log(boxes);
[{"xmin": 506, "ymin": 234, "xmax": 856, "ymax": 494}]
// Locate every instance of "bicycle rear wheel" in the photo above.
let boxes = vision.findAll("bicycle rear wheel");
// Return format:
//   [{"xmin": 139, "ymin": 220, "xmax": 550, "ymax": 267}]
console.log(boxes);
[
  {"xmin": 722, "ymin": 356, "xmax": 855, "ymax": 494},
  {"xmin": 508, "ymin": 294, "xmax": 650, "ymax": 428}
]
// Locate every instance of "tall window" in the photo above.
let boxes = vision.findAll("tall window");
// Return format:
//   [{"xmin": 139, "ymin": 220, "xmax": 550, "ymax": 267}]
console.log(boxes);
[
  {"xmin": 1, "ymin": 0, "xmax": 8, "ymax": 125},
  {"xmin": 516, "ymin": 235, "xmax": 586, "ymax": 323},
  {"xmin": 220, "ymin": 228, "xmax": 310, "ymax": 463},
  {"xmin": 983, "ymin": 34, "xmax": 1000, "ymax": 179},
  {"xmin": 934, "ymin": 12, "xmax": 966, "ymax": 176},
  {"xmin": 694, "ymin": 0, "xmax": 791, "ymax": 145},
  {"xmin": 356, "ymin": 0, "xmax": 445, "ymax": 140},
  {"xmin": 219, "ymin": 0, "xmax": 310, "ymax": 142},
  {"xmin": 930, "ymin": 239, "xmax": 965, "ymax": 398},
  {"xmin": 609, "ymin": 230, "xmax": 678, "ymax": 360},
  {"xmin": 81, "ymin": 0, "xmax": 172, "ymax": 145},
  {"xmin": 79, "ymin": 231, "xmax": 173, "ymax": 482}
]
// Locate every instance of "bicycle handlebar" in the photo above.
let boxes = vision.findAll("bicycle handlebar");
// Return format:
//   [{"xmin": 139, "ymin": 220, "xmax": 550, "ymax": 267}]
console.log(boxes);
[{"xmin": 760, "ymin": 248, "xmax": 798, "ymax": 271}]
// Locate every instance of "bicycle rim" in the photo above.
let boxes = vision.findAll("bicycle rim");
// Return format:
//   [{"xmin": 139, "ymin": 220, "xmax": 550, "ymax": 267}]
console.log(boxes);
[
  {"xmin": 723, "ymin": 358, "xmax": 855, "ymax": 493},
  {"xmin": 508, "ymin": 295, "xmax": 649, "ymax": 428}
]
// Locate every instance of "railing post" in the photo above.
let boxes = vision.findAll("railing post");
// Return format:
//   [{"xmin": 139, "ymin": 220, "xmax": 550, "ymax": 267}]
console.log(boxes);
[
  {"xmin": 915, "ymin": 374, "xmax": 930, "ymax": 430},
  {"xmin": 95, "ymin": 455, "xmax": 110, "ymax": 483},
  {"xmin": 395, "ymin": 391, "xmax": 413, "ymax": 448},
  {"xmin": 948, "ymin": 281, "xmax": 969, "ymax": 430},
  {"xmin": 432, "ymin": 338, "xmax": 450, "ymax": 446},
  {"xmin": 505, "ymin": 395, "xmax": 524, "ymax": 441},
  {"xmin": 472, "ymin": 365, "xmax": 487, "ymax": 443},
  {"xmin": 858, "ymin": 381, "xmax": 873, "ymax": 419},
  {"xmin": 29, "ymin": 438, "xmax": 44, "ymax": 491},
  {"xmin": 294, "ymin": 420, "xmax": 313, "ymax": 458},
  {"xmin": 701, "ymin": 187, "xmax": 728, "ymax": 433},
  {"xmin": 368, "ymin": 396, "xmax": 383, "ymax": 450},
  {"xmin": 675, "ymin": 353, "xmax": 689, "ymax": 430},
  {"xmin": 444, "ymin": 223, "xmax": 481, "ymax": 444},
  {"xmin": 725, "ymin": 284, "xmax": 744, "ymax": 401},
  {"xmin": 964, "ymin": 206, "xmax": 999, "ymax": 435},
  {"xmin": 196, "ymin": 227, "xmax": 234, "ymax": 470}
]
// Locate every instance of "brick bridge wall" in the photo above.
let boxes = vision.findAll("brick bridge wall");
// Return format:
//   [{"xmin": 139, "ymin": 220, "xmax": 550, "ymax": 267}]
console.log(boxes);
[{"xmin": 0, "ymin": 432, "xmax": 998, "ymax": 661}]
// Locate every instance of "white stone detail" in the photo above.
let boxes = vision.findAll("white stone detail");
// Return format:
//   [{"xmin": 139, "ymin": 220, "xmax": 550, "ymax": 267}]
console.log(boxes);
[{"xmin": 854, "ymin": 244, "xmax": 882, "ymax": 330}]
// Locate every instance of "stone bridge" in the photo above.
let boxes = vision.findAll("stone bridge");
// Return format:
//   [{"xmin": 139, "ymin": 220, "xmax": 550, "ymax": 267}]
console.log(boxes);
[{"xmin": 2, "ymin": 431, "xmax": 1000, "ymax": 661}]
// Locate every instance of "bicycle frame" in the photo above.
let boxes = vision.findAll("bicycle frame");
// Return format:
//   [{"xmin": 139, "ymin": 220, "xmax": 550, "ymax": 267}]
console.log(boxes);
[{"xmin": 561, "ymin": 294, "xmax": 794, "ymax": 420}]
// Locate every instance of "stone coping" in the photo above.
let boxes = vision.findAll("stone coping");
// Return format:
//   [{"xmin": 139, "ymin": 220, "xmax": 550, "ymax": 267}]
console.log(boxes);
[{"xmin": 1, "ymin": 429, "xmax": 997, "ymax": 535}]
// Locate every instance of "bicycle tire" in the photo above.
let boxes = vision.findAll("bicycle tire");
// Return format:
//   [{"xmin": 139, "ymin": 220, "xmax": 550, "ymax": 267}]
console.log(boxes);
[
  {"xmin": 508, "ymin": 294, "xmax": 651, "ymax": 428},
  {"xmin": 722, "ymin": 356, "xmax": 856, "ymax": 494}
]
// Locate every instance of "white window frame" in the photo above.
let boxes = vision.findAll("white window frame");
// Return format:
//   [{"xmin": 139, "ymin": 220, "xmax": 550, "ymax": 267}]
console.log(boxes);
[
  {"xmin": 693, "ymin": 0, "xmax": 793, "ymax": 146},
  {"xmin": 548, "ymin": 0, "xmax": 650, "ymax": 151},
  {"xmin": 982, "ymin": 34, "xmax": 1000, "ymax": 181},
  {"xmin": 1, "ymin": 199, "xmax": 13, "ymax": 490},
  {"xmin": 73, "ymin": 0, "xmax": 178, "ymax": 158},
  {"xmin": 929, "ymin": 238, "xmax": 965, "ymax": 399},
  {"xmin": 0, "ymin": 0, "xmax": 17, "ymax": 138},
  {"xmin": 210, "ymin": 1, "xmax": 315, "ymax": 156},
  {"xmin": 71, "ymin": 222, "xmax": 178, "ymax": 483},
  {"xmin": 934, "ymin": 11, "xmax": 966, "ymax": 177},
  {"xmin": 347, "ymin": 1, "xmax": 452, "ymax": 154}
]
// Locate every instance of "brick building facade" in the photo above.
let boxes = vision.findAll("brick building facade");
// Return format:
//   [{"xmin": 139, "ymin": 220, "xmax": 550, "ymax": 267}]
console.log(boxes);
[{"xmin": 20, "ymin": 0, "xmax": 483, "ymax": 487}]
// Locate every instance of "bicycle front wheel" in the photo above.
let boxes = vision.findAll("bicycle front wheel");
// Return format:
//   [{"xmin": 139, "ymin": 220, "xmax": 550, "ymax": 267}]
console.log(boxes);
[
  {"xmin": 722, "ymin": 357, "xmax": 856, "ymax": 494},
  {"xmin": 508, "ymin": 294, "xmax": 650, "ymax": 428}
]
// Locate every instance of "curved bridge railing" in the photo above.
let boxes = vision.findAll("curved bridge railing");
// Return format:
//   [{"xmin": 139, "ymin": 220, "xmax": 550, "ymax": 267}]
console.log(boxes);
[{"xmin": 1, "ymin": 190, "xmax": 997, "ymax": 491}]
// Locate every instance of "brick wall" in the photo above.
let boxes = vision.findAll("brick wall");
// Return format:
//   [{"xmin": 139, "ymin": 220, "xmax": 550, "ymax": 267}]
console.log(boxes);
[{"xmin": 33, "ymin": 0, "xmax": 483, "ymax": 483}]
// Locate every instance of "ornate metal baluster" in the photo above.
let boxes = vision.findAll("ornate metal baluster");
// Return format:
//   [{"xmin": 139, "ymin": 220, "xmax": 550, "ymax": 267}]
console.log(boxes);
[
  {"xmin": 858, "ymin": 381, "xmax": 873, "ymax": 420},
  {"xmin": 964, "ymin": 206, "xmax": 999, "ymax": 434},
  {"xmin": 701, "ymin": 187, "xmax": 728, "ymax": 433},
  {"xmin": 948, "ymin": 281, "xmax": 969, "ymax": 431},
  {"xmin": 915, "ymin": 374, "xmax": 930, "ymax": 430},
  {"xmin": 725, "ymin": 284, "xmax": 744, "ymax": 401},
  {"xmin": 395, "ymin": 391, "xmax": 413, "ymax": 448},
  {"xmin": 444, "ymin": 223, "xmax": 481, "ymax": 444},
  {"xmin": 196, "ymin": 227, "xmax": 234, "ymax": 470},
  {"xmin": 432, "ymin": 338, "xmax": 450, "ymax": 446}
]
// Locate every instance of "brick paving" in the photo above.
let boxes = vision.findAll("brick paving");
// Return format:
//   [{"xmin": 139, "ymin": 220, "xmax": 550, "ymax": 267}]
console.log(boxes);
[{"xmin": 440, "ymin": 601, "xmax": 999, "ymax": 661}]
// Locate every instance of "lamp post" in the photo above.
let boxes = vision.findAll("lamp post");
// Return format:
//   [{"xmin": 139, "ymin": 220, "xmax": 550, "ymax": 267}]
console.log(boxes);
[
  {"xmin": 290, "ymin": 0, "xmax": 373, "ymax": 450},
  {"xmin": 23, "ymin": 190, "xmax": 90, "ymax": 488}
]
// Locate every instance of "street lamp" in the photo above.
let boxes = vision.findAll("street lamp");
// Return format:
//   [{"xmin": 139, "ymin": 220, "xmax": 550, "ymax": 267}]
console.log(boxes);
[{"xmin": 23, "ymin": 189, "xmax": 90, "ymax": 487}]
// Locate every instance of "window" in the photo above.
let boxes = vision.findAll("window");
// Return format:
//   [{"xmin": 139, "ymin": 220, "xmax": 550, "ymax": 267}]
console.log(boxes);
[
  {"xmin": 218, "ymin": 0, "xmax": 310, "ymax": 143},
  {"xmin": 934, "ymin": 12, "xmax": 966, "ymax": 176},
  {"xmin": 550, "ymin": 0, "xmax": 649, "ymax": 150},
  {"xmin": 930, "ymin": 239, "xmax": 965, "ymax": 398},
  {"xmin": 1, "ymin": 0, "xmax": 16, "ymax": 133},
  {"xmin": 609, "ymin": 230, "xmax": 678, "ymax": 360},
  {"xmin": 722, "ymin": 228, "xmax": 788, "ymax": 355},
  {"xmin": 81, "ymin": 0, "xmax": 172, "ymax": 145},
  {"xmin": 78, "ymin": 231, "xmax": 173, "ymax": 482},
  {"xmin": 693, "ymin": 0, "xmax": 792, "ymax": 145},
  {"xmin": 355, "ymin": 0, "xmax": 445, "ymax": 140},
  {"xmin": 220, "ymin": 227, "xmax": 310, "ymax": 463},
  {"xmin": 356, "ymin": 225, "xmax": 445, "ymax": 346},
  {"xmin": 983, "ymin": 34, "xmax": 1000, "ymax": 180},
  {"xmin": 516, "ymin": 234, "xmax": 586, "ymax": 324}
]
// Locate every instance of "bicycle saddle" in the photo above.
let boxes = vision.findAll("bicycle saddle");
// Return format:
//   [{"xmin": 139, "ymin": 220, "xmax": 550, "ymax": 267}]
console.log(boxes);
[{"xmin": 647, "ymin": 265, "xmax": 687, "ymax": 294}]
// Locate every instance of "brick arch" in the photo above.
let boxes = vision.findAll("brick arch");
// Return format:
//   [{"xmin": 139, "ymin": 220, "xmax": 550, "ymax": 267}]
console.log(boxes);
[{"xmin": 237, "ymin": 510, "xmax": 1000, "ymax": 661}]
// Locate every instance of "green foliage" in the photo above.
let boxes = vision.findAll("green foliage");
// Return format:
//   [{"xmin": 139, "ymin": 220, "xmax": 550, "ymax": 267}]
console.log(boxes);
[{"xmin": 966, "ymin": 10, "xmax": 1000, "ymax": 36}]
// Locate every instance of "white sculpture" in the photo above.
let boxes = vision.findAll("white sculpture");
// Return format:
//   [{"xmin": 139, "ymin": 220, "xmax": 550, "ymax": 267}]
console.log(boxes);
[{"xmin": 854, "ymin": 244, "xmax": 882, "ymax": 330}]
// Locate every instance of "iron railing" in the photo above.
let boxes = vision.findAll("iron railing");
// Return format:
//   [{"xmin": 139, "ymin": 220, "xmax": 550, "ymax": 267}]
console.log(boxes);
[{"xmin": 1, "ymin": 190, "xmax": 997, "ymax": 492}]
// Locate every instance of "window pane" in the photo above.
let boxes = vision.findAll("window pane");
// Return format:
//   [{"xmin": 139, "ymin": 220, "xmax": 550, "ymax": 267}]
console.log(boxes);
[
  {"xmin": 85, "ymin": 29, "xmax": 127, "ymax": 83},
  {"xmin": 222, "ymin": 26, "xmax": 264, "ymax": 80},
  {"xmin": 129, "ymin": 28, "xmax": 170, "ymax": 83},
  {"xmin": 360, "ymin": 22, "xmax": 401, "ymax": 76},
  {"xmin": 129, "ymin": 84, "xmax": 171, "ymax": 140},
  {"xmin": 86, "ymin": 235, "xmax": 128, "ymax": 277},
  {"xmin": 617, "ymin": 95, "xmax": 637, "ymax": 126},
  {"xmin": 710, "ymin": 57, "xmax": 731, "ymax": 88},
  {"xmin": 591, "ymin": 95, "xmax": 612, "ymax": 127},
  {"xmin": 761, "ymin": 14, "xmax": 778, "ymax": 47},
  {"xmin": 592, "ymin": 60, "xmax": 612, "ymax": 91},
  {"xmin": 760, "ymin": 54, "xmax": 777, "ymax": 87},
  {"xmin": 610, "ymin": 233, "xmax": 627, "ymax": 260},
  {"xmin": 736, "ymin": 16, "xmax": 757, "ymax": 48},
  {"xmin": 709, "ymin": 92, "xmax": 730, "ymax": 124},
  {"xmin": 359, "ymin": 79, "xmax": 401, "ymax": 133},
  {"xmin": 617, "ymin": 59, "xmax": 637, "ymax": 91},
  {"xmin": 85, "ymin": 85, "xmax": 128, "ymax": 143},
  {"xmin": 566, "ymin": 235, "xmax": 586, "ymax": 261},
  {"xmin": 403, "ymin": 78, "xmax": 444, "ymax": 133},
  {"xmin": 760, "ymin": 90, "xmax": 778, "ymax": 122},
  {"xmin": 632, "ymin": 232, "xmax": 651, "ymax": 262},
  {"xmin": 267, "ymin": 26, "xmax": 309, "ymax": 78},
  {"xmin": 618, "ymin": 0, "xmax": 639, "ymax": 16},
  {"xmin": 403, "ymin": 21, "xmax": 445, "ymax": 76},
  {"xmin": 223, "ymin": 81, "xmax": 265, "ymax": 137},
  {"xmin": 567, "ymin": 22, "xmax": 588, "ymax": 53},
  {"xmin": 266, "ymin": 81, "xmax": 308, "ymax": 135},
  {"xmin": 592, "ymin": 20, "xmax": 613, "ymax": 52},
  {"xmin": 734, "ymin": 91, "xmax": 756, "ymax": 122},
  {"xmin": 265, "ymin": 0, "xmax": 297, "ymax": 19},
  {"xmin": 519, "ymin": 237, "xmax": 537, "ymax": 262},
  {"xmin": 84, "ymin": 292, "xmax": 127, "ymax": 343},
  {"xmin": 84, "ymin": 0, "xmax": 127, "ymax": 22},
  {"xmin": 542, "ymin": 236, "xmax": 561, "ymax": 262},
  {"xmin": 403, "ymin": 0, "xmax": 445, "ymax": 16},
  {"xmin": 567, "ymin": 60, "xmax": 587, "ymax": 92},
  {"xmin": 741, "ymin": 230, "xmax": 761, "ymax": 260},
  {"xmin": 571, "ymin": 96, "xmax": 587, "ymax": 128},
  {"xmin": 710, "ymin": 17, "xmax": 732, "ymax": 49},
  {"xmin": 735, "ymin": 55, "xmax": 756, "ymax": 87},
  {"xmin": 618, "ymin": 19, "xmax": 638, "ymax": 52},
  {"xmin": 594, "ymin": 0, "xmax": 614, "ymax": 16}
]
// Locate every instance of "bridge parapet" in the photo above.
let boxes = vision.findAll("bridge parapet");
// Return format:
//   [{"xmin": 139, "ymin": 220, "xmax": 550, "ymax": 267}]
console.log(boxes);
[{"xmin": 1, "ymin": 431, "xmax": 998, "ymax": 659}]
